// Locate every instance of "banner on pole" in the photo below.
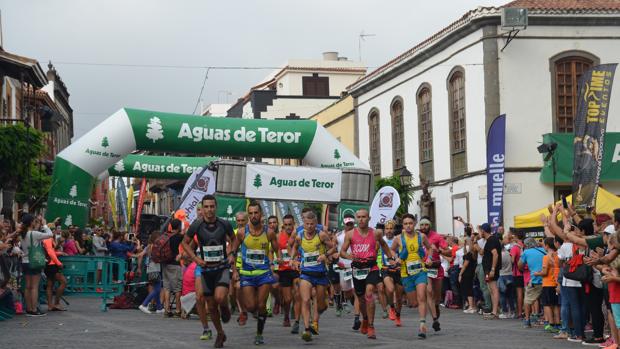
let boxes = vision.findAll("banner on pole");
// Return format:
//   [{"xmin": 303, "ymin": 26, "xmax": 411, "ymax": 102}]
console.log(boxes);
[
  {"xmin": 179, "ymin": 167, "xmax": 216, "ymax": 223},
  {"xmin": 108, "ymin": 188, "xmax": 118, "ymax": 230},
  {"xmin": 338, "ymin": 202, "xmax": 369, "ymax": 229},
  {"xmin": 135, "ymin": 178, "xmax": 147, "ymax": 233},
  {"xmin": 215, "ymin": 195, "xmax": 247, "ymax": 225},
  {"xmin": 486, "ymin": 114, "xmax": 506, "ymax": 229},
  {"xmin": 369, "ymin": 186, "xmax": 401, "ymax": 229},
  {"xmin": 245, "ymin": 164, "xmax": 341, "ymax": 203},
  {"xmin": 572, "ymin": 64, "xmax": 618, "ymax": 211},
  {"xmin": 117, "ymin": 178, "xmax": 129, "ymax": 229}
]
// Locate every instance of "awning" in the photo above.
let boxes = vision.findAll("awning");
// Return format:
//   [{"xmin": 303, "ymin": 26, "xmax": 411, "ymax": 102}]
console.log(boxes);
[
  {"xmin": 540, "ymin": 133, "xmax": 620, "ymax": 184},
  {"xmin": 514, "ymin": 187, "xmax": 620, "ymax": 229}
]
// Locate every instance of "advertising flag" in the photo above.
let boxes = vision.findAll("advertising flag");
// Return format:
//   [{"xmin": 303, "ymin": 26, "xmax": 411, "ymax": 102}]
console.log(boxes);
[{"xmin": 486, "ymin": 114, "xmax": 506, "ymax": 229}]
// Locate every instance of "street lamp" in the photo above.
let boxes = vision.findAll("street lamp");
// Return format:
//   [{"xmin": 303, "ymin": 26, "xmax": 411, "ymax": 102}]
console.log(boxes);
[
  {"xmin": 399, "ymin": 166, "xmax": 412, "ymax": 188},
  {"xmin": 537, "ymin": 142, "xmax": 558, "ymax": 202}
]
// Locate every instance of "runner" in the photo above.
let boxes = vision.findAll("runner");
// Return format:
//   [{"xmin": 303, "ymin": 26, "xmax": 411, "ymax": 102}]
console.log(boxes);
[
  {"xmin": 335, "ymin": 214, "xmax": 360, "ymax": 328},
  {"xmin": 381, "ymin": 220, "xmax": 404, "ymax": 326},
  {"xmin": 289, "ymin": 211, "xmax": 333, "ymax": 342},
  {"xmin": 232, "ymin": 211, "xmax": 248, "ymax": 326},
  {"xmin": 339, "ymin": 208, "xmax": 398, "ymax": 340},
  {"xmin": 181, "ymin": 195, "xmax": 235, "ymax": 348},
  {"xmin": 419, "ymin": 216, "xmax": 449, "ymax": 332},
  {"xmin": 267, "ymin": 215, "xmax": 281, "ymax": 317},
  {"xmin": 390, "ymin": 213, "xmax": 434, "ymax": 339},
  {"xmin": 276, "ymin": 214, "xmax": 300, "ymax": 328},
  {"xmin": 230, "ymin": 201, "xmax": 279, "ymax": 346}
]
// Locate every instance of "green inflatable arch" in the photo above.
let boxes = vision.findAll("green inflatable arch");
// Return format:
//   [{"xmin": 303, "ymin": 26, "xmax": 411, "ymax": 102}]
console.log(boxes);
[
  {"xmin": 102, "ymin": 154, "xmax": 217, "ymax": 180},
  {"xmin": 46, "ymin": 108, "xmax": 368, "ymax": 227}
]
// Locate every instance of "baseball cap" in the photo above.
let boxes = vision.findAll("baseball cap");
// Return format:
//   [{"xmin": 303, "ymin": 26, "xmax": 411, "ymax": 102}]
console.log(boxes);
[
  {"xmin": 343, "ymin": 217, "xmax": 355, "ymax": 225},
  {"xmin": 604, "ymin": 225, "xmax": 616, "ymax": 235}
]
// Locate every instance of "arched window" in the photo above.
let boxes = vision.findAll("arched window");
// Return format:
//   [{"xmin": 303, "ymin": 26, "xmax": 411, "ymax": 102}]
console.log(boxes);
[
  {"xmin": 553, "ymin": 55, "xmax": 594, "ymax": 133},
  {"xmin": 391, "ymin": 97, "xmax": 405, "ymax": 172},
  {"xmin": 416, "ymin": 84, "xmax": 433, "ymax": 181},
  {"xmin": 368, "ymin": 109, "xmax": 381, "ymax": 176},
  {"xmin": 448, "ymin": 67, "xmax": 467, "ymax": 177}
]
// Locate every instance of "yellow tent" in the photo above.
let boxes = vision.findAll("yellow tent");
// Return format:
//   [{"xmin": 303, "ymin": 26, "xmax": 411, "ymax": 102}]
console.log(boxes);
[{"xmin": 514, "ymin": 187, "xmax": 620, "ymax": 229}]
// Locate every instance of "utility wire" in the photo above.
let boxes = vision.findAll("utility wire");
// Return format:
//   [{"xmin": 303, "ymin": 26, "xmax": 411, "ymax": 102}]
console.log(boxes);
[{"xmin": 192, "ymin": 67, "xmax": 210, "ymax": 115}]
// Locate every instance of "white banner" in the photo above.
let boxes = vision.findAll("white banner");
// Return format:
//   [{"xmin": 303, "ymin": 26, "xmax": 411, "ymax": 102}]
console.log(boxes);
[
  {"xmin": 369, "ymin": 186, "xmax": 401, "ymax": 228},
  {"xmin": 245, "ymin": 164, "xmax": 341, "ymax": 203},
  {"xmin": 180, "ymin": 167, "xmax": 216, "ymax": 223}
]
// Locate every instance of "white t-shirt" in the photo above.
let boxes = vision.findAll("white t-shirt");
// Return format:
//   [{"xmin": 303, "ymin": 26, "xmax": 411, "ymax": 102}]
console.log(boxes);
[
  {"xmin": 477, "ymin": 239, "xmax": 486, "ymax": 264},
  {"xmin": 557, "ymin": 242, "xmax": 582, "ymax": 287},
  {"xmin": 440, "ymin": 255, "xmax": 450, "ymax": 272},
  {"xmin": 336, "ymin": 230, "xmax": 352, "ymax": 268},
  {"xmin": 455, "ymin": 247, "xmax": 465, "ymax": 268}
]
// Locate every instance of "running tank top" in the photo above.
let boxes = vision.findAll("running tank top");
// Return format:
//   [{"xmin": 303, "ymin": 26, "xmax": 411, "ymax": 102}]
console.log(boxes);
[
  {"xmin": 240, "ymin": 225, "xmax": 270, "ymax": 275},
  {"xmin": 299, "ymin": 230, "xmax": 326, "ymax": 273},
  {"xmin": 277, "ymin": 231, "xmax": 293, "ymax": 271},
  {"xmin": 382, "ymin": 236, "xmax": 398, "ymax": 269},
  {"xmin": 336, "ymin": 231, "xmax": 352, "ymax": 268},
  {"xmin": 350, "ymin": 228, "xmax": 378, "ymax": 271},
  {"xmin": 400, "ymin": 232, "xmax": 426, "ymax": 278}
]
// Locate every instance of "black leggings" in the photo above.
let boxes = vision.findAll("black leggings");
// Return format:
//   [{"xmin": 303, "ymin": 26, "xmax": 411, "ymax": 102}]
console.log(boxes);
[{"xmin": 586, "ymin": 286, "xmax": 604, "ymax": 339}]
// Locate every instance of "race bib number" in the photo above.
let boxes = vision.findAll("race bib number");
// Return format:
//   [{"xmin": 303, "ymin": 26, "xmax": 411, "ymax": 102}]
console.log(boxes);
[
  {"xmin": 353, "ymin": 268, "xmax": 370, "ymax": 280},
  {"xmin": 406, "ymin": 261, "xmax": 423, "ymax": 276},
  {"xmin": 343, "ymin": 268, "xmax": 353, "ymax": 281},
  {"xmin": 303, "ymin": 251, "xmax": 320, "ymax": 267},
  {"xmin": 427, "ymin": 268, "xmax": 438, "ymax": 279},
  {"xmin": 246, "ymin": 249, "xmax": 266, "ymax": 265},
  {"xmin": 200, "ymin": 245, "xmax": 224, "ymax": 263},
  {"xmin": 281, "ymin": 249, "xmax": 291, "ymax": 262}
]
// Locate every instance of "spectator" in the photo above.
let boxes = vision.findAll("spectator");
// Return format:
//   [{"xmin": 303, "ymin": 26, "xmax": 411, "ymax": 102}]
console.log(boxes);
[
  {"xmin": 472, "ymin": 227, "xmax": 491, "ymax": 313},
  {"xmin": 19, "ymin": 214, "xmax": 54, "ymax": 316},
  {"xmin": 108, "ymin": 231, "xmax": 138, "ymax": 281},
  {"xmin": 518, "ymin": 237, "xmax": 546, "ymax": 328},
  {"xmin": 480, "ymin": 223, "xmax": 501, "ymax": 319},
  {"xmin": 509, "ymin": 230, "xmax": 525, "ymax": 319},
  {"xmin": 534, "ymin": 237, "xmax": 560, "ymax": 333},
  {"xmin": 93, "ymin": 226, "xmax": 108, "ymax": 284},
  {"xmin": 138, "ymin": 231, "xmax": 164, "ymax": 315},
  {"xmin": 498, "ymin": 234, "xmax": 515, "ymax": 319},
  {"xmin": 62, "ymin": 230, "xmax": 83, "ymax": 256},
  {"xmin": 162, "ymin": 219, "xmax": 184, "ymax": 318},
  {"xmin": 459, "ymin": 237, "xmax": 477, "ymax": 314},
  {"xmin": 43, "ymin": 227, "xmax": 67, "ymax": 312}
]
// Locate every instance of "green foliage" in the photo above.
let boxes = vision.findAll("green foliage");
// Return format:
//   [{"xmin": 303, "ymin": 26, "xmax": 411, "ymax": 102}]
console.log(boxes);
[
  {"xmin": 0, "ymin": 124, "xmax": 45, "ymax": 188},
  {"xmin": 375, "ymin": 174, "xmax": 413, "ymax": 218},
  {"xmin": 15, "ymin": 162, "xmax": 52, "ymax": 206},
  {"xmin": 303, "ymin": 202, "xmax": 323, "ymax": 219}
]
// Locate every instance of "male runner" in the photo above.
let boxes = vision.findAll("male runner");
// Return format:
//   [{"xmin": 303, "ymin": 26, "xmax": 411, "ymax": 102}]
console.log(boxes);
[
  {"xmin": 339, "ymin": 209, "xmax": 398, "ymax": 339},
  {"xmin": 231, "ymin": 202, "xmax": 279, "ymax": 345},
  {"xmin": 419, "ymin": 216, "xmax": 449, "ymax": 332},
  {"xmin": 381, "ymin": 220, "xmax": 404, "ymax": 326},
  {"xmin": 232, "ymin": 211, "xmax": 248, "ymax": 325},
  {"xmin": 390, "ymin": 213, "xmax": 434, "ymax": 339},
  {"xmin": 334, "ymin": 214, "xmax": 359, "ymax": 327},
  {"xmin": 182, "ymin": 195, "xmax": 235, "ymax": 348},
  {"xmin": 266, "ymin": 215, "xmax": 281, "ymax": 317},
  {"xmin": 276, "ymin": 214, "xmax": 300, "ymax": 328},
  {"xmin": 289, "ymin": 211, "xmax": 333, "ymax": 342}
]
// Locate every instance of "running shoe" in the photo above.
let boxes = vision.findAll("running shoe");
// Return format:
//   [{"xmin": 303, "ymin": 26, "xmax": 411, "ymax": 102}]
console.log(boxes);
[
  {"xmin": 220, "ymin": 305, "xmax": 231, "ymax": 324},
  {"xmin": 367, "ymin": 326, "xmax": 376, "ymax": 339},
  {"xmin": 310, "ymin": 321, "xmax": 319, "ymax": 335},
  {"xmin": 283, "ymin": 318, "xmax": 291, "ymax": 327},
  {"xmin": 553, "ymin": 332, "xmax": 569, "ymax": 340},
  {"xmin": 432, "ymin": 320, "xmax": 441, "ymax": 332},
  {"xmin": 382, "ymin": 310, "xmax": 389, "ymax": 319},
  {"xmin": 238, "ymin": 312, "xmax": 248, "ymax": 326},
  {"xmin": 567, "ymin": 336, "xmax": 584, "ymax": 343},
  {"xmin": 291, "ymin": 321, "xmax": 300, "ymax": 334},
  {"xmin": 336, "ymin": 308, "xmax": 342, "ymax": 317},
  {"xmin": 200, "ymin": 328, "xmax": 212, "ymax": 340},
  {"xmin": 360, "ymin": 319, "xmax": 369, "ymax": 334},
  {"xmin": 138, "ymin": 305, "xmax": 152, "ymax": 314},
  {"xmin": 352, "ymin": 318, "xmax": 361, "ymax": 331},
  {"xmin": 301, "ymin": 330, "xmax": 312, "ymax": 342},
  {"xmin": 214, "ymin": 333, "xmax": 226, "ymax": 348},
  {"xmin": 388, "ymin": 307, "xmax": 396, "ymax": 321},
  {"xmin": 583, "ymin": 338, "xmax": 606, "ymax": 346},
  {"xmin": 544, "ymin": 324, "xmax": 559, "ymax": 333},
  {"xmin": 395, "ymin": 316, "xmax": 402, "ymax": 327},
  {"xmin": 523, "ymin": 319, "xmax": 531, "ymax": 328},
  {"xmin": 418, "ymin": 322, "xmax": 427, "ymax": 339},
  {"xmin": 25, "ymin": 310, "xmax": 47, "ymax": 317},
  {"xmin": 254, "ymin": 334, "xmax": 264, "ymax": 345}
]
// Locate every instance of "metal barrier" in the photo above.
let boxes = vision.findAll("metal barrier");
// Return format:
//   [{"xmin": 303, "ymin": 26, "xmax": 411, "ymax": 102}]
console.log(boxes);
[{"xmin": 59, "ymin": 256, "xmax": 126, "ymax": 311}]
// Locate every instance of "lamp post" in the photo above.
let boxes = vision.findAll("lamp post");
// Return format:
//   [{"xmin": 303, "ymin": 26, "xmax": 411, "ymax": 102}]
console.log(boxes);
[
  {"xmin": 537, "ymin": 142, "xmax": 558, "ymax": 202},
  {"xmin": 399, "ymin": 166, "xmax": 412, "ymax": 189}
]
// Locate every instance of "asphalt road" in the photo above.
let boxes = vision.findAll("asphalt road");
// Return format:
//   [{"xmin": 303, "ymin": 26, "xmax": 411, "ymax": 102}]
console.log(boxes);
[{"xmin": 2, "ymin": 297, "xmax": 588, "ymax": 349}]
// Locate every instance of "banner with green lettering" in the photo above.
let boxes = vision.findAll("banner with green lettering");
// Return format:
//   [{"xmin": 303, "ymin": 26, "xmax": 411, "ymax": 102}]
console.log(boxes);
[{"xmin": 106, "ymin": 154, "xmax": 217, "ymax": 179}]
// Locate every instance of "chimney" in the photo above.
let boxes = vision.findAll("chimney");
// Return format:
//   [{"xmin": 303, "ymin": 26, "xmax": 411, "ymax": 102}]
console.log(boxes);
[
  {"xmin": 338, "ymin": 56, "xmax": 348, "ymax": 61},
  {"xmin": 322, "ymin": 52, "xmax": 338, "ymax": 61}
]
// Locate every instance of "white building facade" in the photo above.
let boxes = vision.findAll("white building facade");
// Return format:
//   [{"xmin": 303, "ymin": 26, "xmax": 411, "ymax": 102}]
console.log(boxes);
[{"xmin": 348, "ymin": 1, "xmax": 620, "ymax": 235}]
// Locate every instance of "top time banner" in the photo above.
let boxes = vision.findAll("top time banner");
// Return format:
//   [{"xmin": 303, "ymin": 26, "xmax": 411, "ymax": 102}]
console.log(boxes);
[{"xmin": 245, "ymin": 164, "xmax": 342, "ymax": 203}]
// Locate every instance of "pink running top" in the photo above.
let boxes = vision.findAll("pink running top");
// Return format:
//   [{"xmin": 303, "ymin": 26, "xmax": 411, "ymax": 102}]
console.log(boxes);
[
  {"xmin": 351, "ymin": 228, "xmax": 379, "ymax": 271},
  {"xmin": 426, "ymin": 230, "xmax": 448, "ymax": 278}
]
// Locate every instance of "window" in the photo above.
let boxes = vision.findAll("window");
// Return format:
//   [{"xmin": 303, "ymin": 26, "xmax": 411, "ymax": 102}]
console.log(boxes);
[
  {"xmin": 368, "ymin": 109, "xmax": 381, "ymax": 176},
  {"xmin": 302, "ymin": 73, "xmax": 329, "ymax": 97},
  {"xmin": 448, "ymin": 68, "xmax": 467, "ymax": 177},
  {"xmin": 391, "ymin": 97, "xmax": 405, "ymax": 171},
  {"xmin": 416, "ymin": 85, "xmax": 434, "ymax": 181},
  {"xmin": 554, "ymin": 56, "xmax": 593, "ymax": 133}
]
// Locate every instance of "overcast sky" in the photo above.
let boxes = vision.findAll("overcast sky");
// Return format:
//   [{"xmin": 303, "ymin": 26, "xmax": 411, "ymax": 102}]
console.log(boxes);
[{"xmin": 0, "ymin": 0, "xmax": 507, "ymax": 138}]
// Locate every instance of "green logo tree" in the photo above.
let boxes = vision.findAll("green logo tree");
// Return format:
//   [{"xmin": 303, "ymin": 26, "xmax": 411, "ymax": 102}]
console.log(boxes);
[
  {"xmin": 146, "ymin": 116, "xmax": 164, "ymax": 143},
  {"xmin": 334, "ymin": 149, "xmax": 341, "ymax": 159},
  {"xmin": 101, "ymin": 137, "xmax": 110, "ymax": 148},
  {"xmin": 253, "ymin": 174, "xmax": 262, "ymax": 189}
]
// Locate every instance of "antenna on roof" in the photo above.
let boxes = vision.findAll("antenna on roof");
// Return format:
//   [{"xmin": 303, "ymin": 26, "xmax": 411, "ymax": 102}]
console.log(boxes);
[{"xmin": 358, "ymin": 30, "xmax": 376, "ymax": 62}]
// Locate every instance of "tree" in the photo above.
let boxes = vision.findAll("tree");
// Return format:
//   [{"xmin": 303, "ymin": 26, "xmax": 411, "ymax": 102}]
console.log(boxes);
[
  {"xmin": 146, "ymin": 117, "xmax": 164, "ymax": 143},
  {"xmin": 114, "ymin": 160, "xmax": 125, "ymax": 172},
  {"xmin": 101, "ymin": 137, "xmax": 109, "ymax": 148},
  {"xmin": 14, "ymin": 162, "xmax": 51, "ymax": 210},
  {"xmin": 0, "ymin": 124, "xmax": 46, "ymax": 214},
  {"xmin": 334, "ymin": 149, "xmax": 341, "ymax": 159},
  {"xmin": 69, "ymin": 185, "xmax": 78, "ymax": 198},
  {"xmin": 375, "ymin": 174, "xmax": 413, "ymax": 218},
  {"xmin": 253, "ymin": 174, "xmax": 262, "ymax": 189},
  {"xmin": 64, "ymin": 214, "xmax": 73, "ymax": 227}
]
